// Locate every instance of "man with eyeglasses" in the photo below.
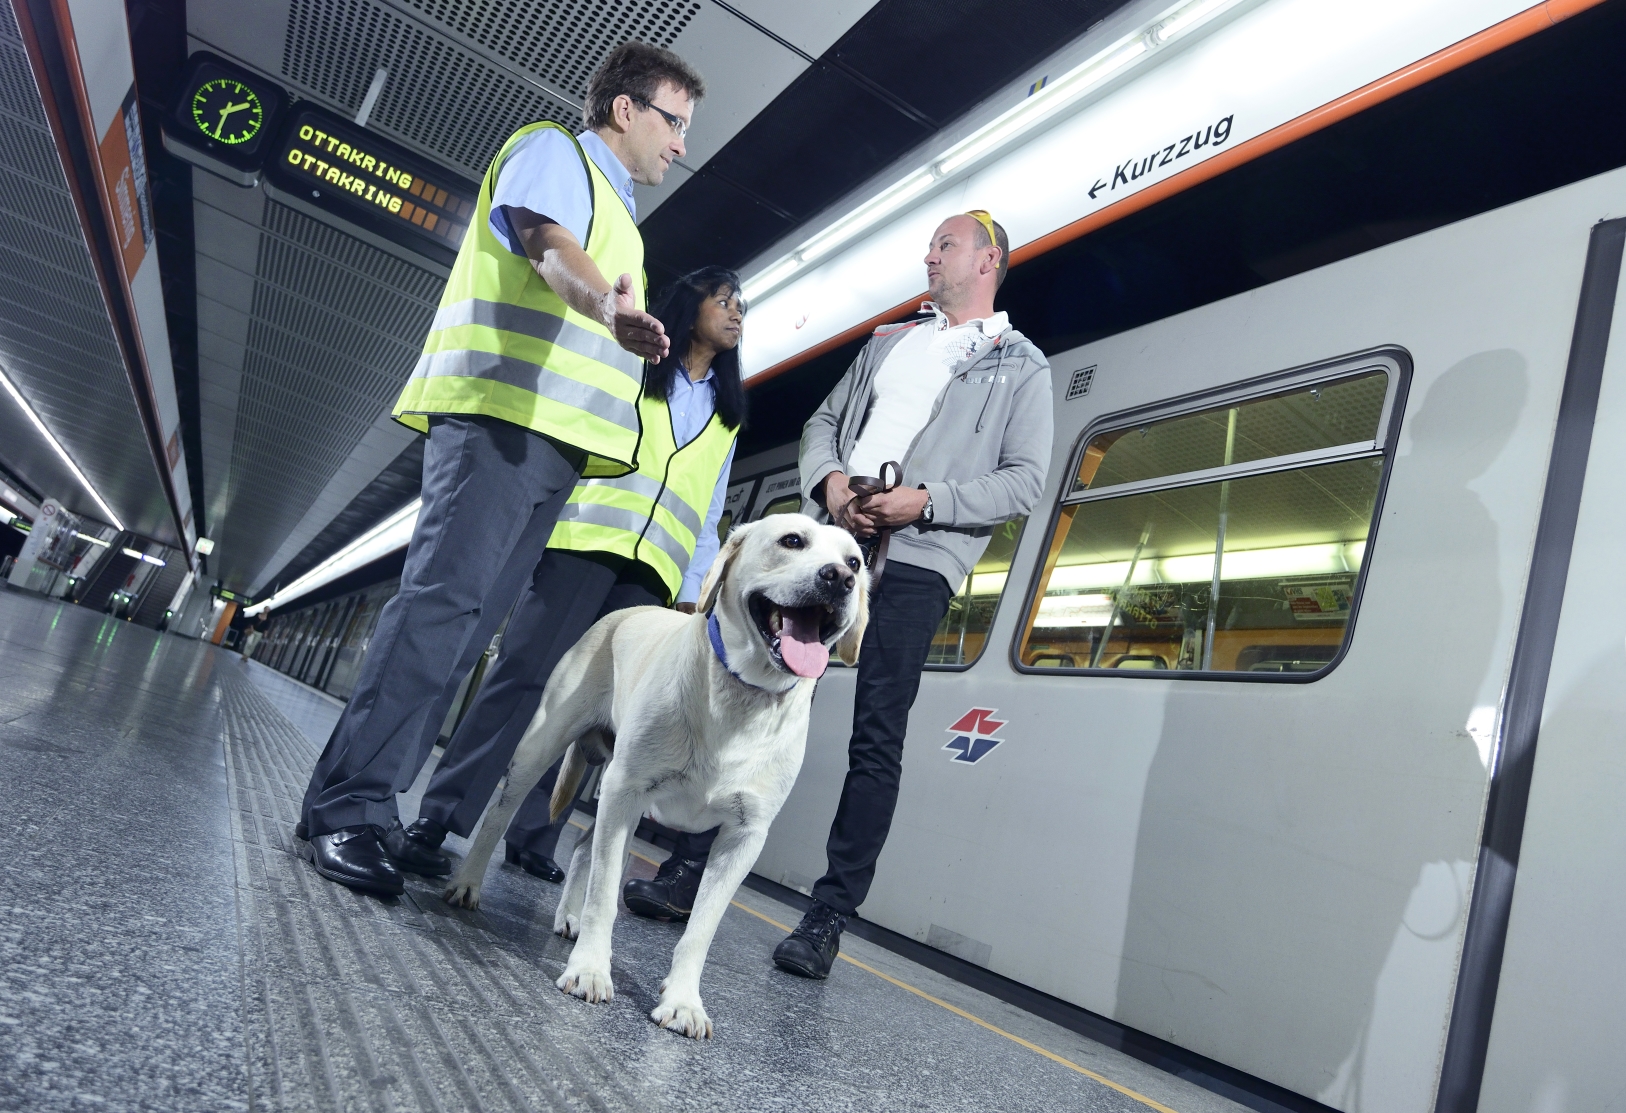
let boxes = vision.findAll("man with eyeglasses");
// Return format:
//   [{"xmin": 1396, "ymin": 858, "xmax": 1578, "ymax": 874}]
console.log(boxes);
[{"xmin": 296, "ymin": 42, "xmax": 709, "ymax": 897}]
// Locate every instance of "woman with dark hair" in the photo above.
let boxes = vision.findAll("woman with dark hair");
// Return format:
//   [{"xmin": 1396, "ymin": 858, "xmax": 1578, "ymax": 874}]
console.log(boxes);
[{"xmin": 380, "ymin": 268, "xmax": 749, "ymax": 884}]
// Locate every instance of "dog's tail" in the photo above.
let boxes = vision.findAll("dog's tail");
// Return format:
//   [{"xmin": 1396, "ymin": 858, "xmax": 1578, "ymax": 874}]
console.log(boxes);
[
  {"xmin": 549, "ymin": 743, "xmax": 587, "ymax": 823},
  {"xmin": 549, "ymin": 728, "xmax": 614, "ymax": 822}
]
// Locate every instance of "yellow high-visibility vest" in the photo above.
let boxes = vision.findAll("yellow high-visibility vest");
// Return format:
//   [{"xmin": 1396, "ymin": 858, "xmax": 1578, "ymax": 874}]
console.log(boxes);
[
  {"xmin": 548, "ymin": 385, "xmax": 737, "ymax": 600},
  {"xmin": 394, "ymin": 121, "xmax": 645, "ymax": 476}
]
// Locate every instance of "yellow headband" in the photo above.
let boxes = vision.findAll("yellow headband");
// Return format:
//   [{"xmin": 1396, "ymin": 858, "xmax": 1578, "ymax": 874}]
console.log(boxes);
[{"xmin": 964, "ymin": 210, "xmax": 1003, "ymax": 267}]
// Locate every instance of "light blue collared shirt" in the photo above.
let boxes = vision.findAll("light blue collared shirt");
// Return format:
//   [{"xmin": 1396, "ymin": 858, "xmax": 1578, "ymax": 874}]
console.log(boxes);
[
  {"xmin": 488, "ymin": 129, "xmax": 635, "ymax": 254},
  {"xmin": 668, "ymin": 365, "xmax": 735, "ymax": 605}
]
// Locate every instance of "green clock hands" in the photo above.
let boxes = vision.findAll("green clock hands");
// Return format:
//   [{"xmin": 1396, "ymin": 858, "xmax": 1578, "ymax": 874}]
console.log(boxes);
[{"xmin": 214, "ymin": 101, "xmax": 250, "ymax": 140}]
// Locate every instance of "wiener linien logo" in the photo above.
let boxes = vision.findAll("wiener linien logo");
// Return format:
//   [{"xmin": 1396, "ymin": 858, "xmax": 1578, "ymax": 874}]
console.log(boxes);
[{"xmin": 944, "ymin": 707, "xmax": 1005, "ymax": 765}]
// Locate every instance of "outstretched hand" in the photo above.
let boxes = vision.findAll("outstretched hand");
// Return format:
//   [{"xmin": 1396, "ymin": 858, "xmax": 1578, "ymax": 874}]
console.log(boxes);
[{"xmin": 604, "ymin": 273, "xmax": 669, "ymax": 362}]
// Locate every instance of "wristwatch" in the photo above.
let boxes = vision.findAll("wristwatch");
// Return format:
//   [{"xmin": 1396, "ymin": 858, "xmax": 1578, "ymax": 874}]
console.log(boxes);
[{"xmin": 920, "ymin": 492, "xmax": 934, "ymax": 524}]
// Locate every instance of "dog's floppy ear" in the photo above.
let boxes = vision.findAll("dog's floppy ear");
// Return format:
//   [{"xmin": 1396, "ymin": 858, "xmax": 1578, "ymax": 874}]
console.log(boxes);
[
  {"xmin": 699, "ymin": 521, "xmax": 752, "ymax": 615},
  {"xmin": 835, "ymin": 561, "xmax": 871, "ymax": 666}
]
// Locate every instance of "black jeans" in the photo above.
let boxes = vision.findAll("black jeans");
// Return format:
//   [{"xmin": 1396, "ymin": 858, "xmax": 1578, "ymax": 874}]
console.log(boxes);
[
  {"xmin": 675, "ymin": 560, "xmax": 952, "ymax": 911},
  {"xmin": 418, "ymin": 549, "xmax": 665, "ymax": 852}
]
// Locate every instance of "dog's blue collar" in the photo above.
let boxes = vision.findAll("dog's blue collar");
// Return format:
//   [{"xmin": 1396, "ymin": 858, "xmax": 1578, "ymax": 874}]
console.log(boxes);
[{"xmin": 708, "ymin": 610, "xmax": 773, "ymax": 691}]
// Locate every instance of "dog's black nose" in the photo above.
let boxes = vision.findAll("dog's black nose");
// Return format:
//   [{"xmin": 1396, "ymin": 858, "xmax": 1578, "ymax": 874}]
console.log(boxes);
[{"xmin": 819, "ymin": 563, "xmax": 855, "ymax": 592}]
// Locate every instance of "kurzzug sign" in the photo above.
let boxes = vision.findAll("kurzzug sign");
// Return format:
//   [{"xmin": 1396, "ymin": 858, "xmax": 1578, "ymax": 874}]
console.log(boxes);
[{"xmin": 1087, "ymin": 113, "xmax": 1236, "ymax": 200}]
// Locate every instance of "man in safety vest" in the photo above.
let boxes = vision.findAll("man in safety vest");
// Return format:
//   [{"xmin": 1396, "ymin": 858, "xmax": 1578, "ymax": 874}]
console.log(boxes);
[
  {"xmin": 298, "ymin": 43, "xmax": 707, "ymax": 897},
  {"xmin": 380, "ymin": 268, "xmax": 748, "ymax": 883}
]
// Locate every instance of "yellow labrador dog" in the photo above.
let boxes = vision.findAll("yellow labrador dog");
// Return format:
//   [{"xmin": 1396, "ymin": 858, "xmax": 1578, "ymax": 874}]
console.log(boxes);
[{"xmin": 444, "ymin": 514, "xmax": 868, "ymax": 1038}]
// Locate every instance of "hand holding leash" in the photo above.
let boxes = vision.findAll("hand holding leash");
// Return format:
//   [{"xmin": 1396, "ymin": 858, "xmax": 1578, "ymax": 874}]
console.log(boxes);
[{"xmin": 844, "ymin": 461, "xmax": 903, "ymax": 577}]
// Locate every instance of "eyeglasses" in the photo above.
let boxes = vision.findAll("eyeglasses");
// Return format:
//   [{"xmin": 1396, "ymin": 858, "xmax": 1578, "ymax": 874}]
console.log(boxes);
[{"xmin": 630, "ymin": 95, "xmax": 688, "ymax": 140}]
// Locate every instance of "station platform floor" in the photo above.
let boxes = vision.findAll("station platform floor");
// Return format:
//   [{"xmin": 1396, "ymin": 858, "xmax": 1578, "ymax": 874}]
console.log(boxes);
[{"xmin": 0, "ymin": 587, "xmax": 1253, "ymax": 1113}]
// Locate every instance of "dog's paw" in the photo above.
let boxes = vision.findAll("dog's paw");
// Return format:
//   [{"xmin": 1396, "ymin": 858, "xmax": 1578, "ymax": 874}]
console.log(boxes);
[
  {"xmin": 651, "ymin": 990, "xmax": 713, "ymax": 1040},
  {"xmin": 557, "ymin": 964, "xmax": 614, "ymax": 1003},
  {"xmin": 442, "ymin": 880, "xmax": 482, "ymax": 909},
  {"xmin": 553, "ymin": 912, "xmax": 580, "ymax": 939}
]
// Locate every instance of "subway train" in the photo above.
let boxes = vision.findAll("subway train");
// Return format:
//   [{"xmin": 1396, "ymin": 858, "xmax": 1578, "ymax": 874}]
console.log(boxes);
[{"xmin": 247, "ymin": 159, "xmax": 1626, "ymax": 1112}]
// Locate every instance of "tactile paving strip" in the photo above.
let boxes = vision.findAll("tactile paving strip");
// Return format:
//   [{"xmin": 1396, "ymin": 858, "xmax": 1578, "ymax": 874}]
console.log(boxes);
[{"xmin": 218, "ymin": 671, "xmax": 647, "ymax": 1112}]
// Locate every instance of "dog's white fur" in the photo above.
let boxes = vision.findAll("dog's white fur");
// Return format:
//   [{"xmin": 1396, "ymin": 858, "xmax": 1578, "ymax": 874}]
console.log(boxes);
[{"xmin": 443, "ymin": 514, "xmax": 868, "ymax": 1038}]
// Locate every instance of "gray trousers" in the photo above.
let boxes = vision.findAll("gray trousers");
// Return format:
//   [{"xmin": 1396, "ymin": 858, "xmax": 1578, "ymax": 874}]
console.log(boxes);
[
  {"xmin": 418, "ymin": 549, "xmax": 664, "ymax": 855},
  {"xmin": 301, "ymin": 415, "xmax": 583, "ymax": 835}
]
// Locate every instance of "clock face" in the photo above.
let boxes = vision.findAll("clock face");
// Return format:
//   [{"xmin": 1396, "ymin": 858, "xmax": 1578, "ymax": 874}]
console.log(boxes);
[{"xmin": 190, "ymin": 78, "xmax": 264, "ymax": 146}]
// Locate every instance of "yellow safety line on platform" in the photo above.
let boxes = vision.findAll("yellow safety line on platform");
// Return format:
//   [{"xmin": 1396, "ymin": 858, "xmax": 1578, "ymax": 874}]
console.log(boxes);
[{"xmin": 622, "ymin": 848, "xmax": 1178, "ymax": 1113}]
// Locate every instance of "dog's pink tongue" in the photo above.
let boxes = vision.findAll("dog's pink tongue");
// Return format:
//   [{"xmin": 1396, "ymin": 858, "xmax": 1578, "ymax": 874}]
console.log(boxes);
[{"xmin": 779, "ymin": 607, "xmax": 829, "ymax": 678}]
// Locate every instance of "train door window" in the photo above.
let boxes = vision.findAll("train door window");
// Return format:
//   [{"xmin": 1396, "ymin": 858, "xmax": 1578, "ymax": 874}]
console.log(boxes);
[
  {"xmin": 926, "ymin": 518, "xmax": 1027, "ymax": 667},
  {"xmin": 751, "ymin": 468, "xmax": 801, "ymax": 519},
  {"xmin": 1017, "ymin": 354, "xmax": 1402, "ymax": 678},
  {"xmin": 720, "ymin": 479, "xmax": 757, "ymax": 541}
]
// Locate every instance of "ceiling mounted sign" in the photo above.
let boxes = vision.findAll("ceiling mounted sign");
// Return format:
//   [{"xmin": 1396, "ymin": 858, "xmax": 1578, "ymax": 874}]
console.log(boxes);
[{"xmin": 265, "ymin": 105, "xmax": 478, "ymax": 268}]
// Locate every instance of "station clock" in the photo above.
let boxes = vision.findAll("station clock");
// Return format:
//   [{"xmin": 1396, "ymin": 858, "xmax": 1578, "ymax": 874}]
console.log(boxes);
[
  {"xmin": 189, "ymin": 76, "xmax": 265, "ymax": 146},
  {"xmin": 163, "ymin": 53, "xmax": 286, "ymax": 185}
]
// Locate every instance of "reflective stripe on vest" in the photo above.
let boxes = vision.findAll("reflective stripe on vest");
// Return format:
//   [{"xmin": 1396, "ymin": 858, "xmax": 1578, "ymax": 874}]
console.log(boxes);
[
  {"xmin": 393, "ymin": 121, "xmax": 645, "ymax": 476},
  {"xmin": 547, "ymin": 386, "xmax": 736, "ymax": 599}
]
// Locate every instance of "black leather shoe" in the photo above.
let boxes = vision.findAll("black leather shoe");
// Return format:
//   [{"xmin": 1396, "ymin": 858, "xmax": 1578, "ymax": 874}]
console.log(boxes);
[
  {"xmin": 381, "ymin": 818, "xmax": 452, "ymax": 877},
  {"xmin": 294, "ymin": 821, "xmax": 308, "ymax": 841},
  {"xmin": 504, "ymin": 842, "xmax": 564, "ymax": 883},
  {"xmin": 623, "ymin": 855, "xmax": 704, "ymax": 922},
  {"xmin": 309, "ymin": 826, "xmax": 404, "ymax": 896},
  {"xmin": 773, "ymin": 901, "xmax": 847, "ymax": 979}
]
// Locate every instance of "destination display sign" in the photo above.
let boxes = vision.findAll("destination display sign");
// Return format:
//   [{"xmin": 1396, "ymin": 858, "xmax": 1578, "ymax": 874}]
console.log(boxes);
[{"xmin": 269, "ymin": 107, "xmax": 478, "ymax": 263}]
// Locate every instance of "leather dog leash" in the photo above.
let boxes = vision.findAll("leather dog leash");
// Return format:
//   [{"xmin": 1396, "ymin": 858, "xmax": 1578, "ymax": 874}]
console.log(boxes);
[{"xmin": 844, "ymin": 460, "xmax": 902, "ymax": 578}]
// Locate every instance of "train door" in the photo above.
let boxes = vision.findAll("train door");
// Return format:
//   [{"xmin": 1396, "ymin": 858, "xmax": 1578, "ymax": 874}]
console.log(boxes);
[{"xmin": 754, "ymin": 162, "xmax": 1626, "ymax": 1111}]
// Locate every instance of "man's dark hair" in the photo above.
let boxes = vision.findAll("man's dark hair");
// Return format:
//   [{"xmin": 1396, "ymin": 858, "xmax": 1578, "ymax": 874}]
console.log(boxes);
[
  {"xmin": 646, "ymin": 266, "xmax": 748, "ymax": 430},
  {"xmin": 970, "ymin": 216, "xmax": 1012, "ymax": 289},
  {"xmin": 585, "ymin": 42, "xmax": 706, "ymax": 129}
]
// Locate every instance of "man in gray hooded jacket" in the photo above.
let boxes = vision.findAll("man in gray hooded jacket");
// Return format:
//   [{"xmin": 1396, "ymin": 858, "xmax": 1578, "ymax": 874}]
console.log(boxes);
[{"xmin": 622, "ymin": 210, "xmax": 1053, "ymax": 979}]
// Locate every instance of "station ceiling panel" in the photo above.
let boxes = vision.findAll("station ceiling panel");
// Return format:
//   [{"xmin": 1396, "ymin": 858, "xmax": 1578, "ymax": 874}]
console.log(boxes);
[{"xmin": 0, "ymin": 4, "xmax": 173, "ymax": 540}]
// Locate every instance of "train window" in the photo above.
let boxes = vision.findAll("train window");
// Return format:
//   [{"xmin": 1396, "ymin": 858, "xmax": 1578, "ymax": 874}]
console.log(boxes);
[
  {"xmin": 927, "ymin": 518, "xmax": 1027, "ymax": 667},
  {"xmin": 1075, "ymin": 370, "xmax": 1387, "ymax": 493},
  {"xmin": 760, "ymin": 496, "xmax": 801, "ymax": 517},
  {"xmin": 1018, "ymin": 358, "xmax": 1399, "ymax": 679}
]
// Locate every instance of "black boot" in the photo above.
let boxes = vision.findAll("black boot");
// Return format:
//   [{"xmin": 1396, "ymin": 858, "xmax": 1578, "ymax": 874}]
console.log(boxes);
[
  {"xmin": 623, "ymin": 855, "xmax": 704, "ymax": 922},
  {"xmin": 308, "ymin": 826, "xmax": 404, "ymax": 897},
  {"xmin": 504, "ymin": 842, "xmax": 564, "ymax": 883},
  {"xmin": 773, "ymin": 900, "xmax": 847, "ymax": 979},
  {"xmin": 381, "ymin": 818, "xmax": 452, "ymax": 877}
]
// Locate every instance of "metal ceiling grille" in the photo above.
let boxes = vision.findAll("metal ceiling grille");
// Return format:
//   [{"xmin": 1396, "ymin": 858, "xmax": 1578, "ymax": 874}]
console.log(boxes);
[
  {"xmin": 280, "ymin": 0, "xmax": 702, "ymax": 180},
  {"xmin": 400, "ymin": 0, "xmax": 700, "ymax": 95},
  {"xmin": 0, "ymin": 7, "xmax": 170, "ymax": 537},
  {"xmin": 212, "ymin": 201, "xmax": 440, "ymax": 582}
]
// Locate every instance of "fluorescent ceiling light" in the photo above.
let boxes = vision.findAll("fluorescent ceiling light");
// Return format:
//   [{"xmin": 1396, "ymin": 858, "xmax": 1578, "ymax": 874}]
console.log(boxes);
[
  {"xmin": 0, "ymin": 363, "xmax": 125, "ymax": 530},
  {"xmin": 739, "ymin": 0, "xmax": 1244, "ymax": 304},
  {"xmin": 76, "ymin": 532, "xmax": 109, "ymax": 546},
  {"xmin": 245, "ymin": 498, "xmax": 421, "ymax": 615},
  {"xmin": 1150, "ymin": 0, "xmax": 1232, "ymax": 42}
]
